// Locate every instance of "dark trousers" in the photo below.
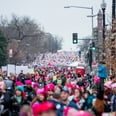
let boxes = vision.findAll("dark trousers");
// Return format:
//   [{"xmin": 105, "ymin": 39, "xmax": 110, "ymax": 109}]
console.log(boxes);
[{"xmin": 100, "ymin": 78, "xmax": 105, "ymax": 92}]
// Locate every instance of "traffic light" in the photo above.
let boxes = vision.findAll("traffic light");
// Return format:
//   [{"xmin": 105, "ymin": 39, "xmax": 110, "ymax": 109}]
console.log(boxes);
[
  {"xmin": 91, "ymin": 42, "xmax": 96, "ymax": 50},
  {"xmin": 72, "ymin": 33, "xmax": 78, "ymax": 44}
]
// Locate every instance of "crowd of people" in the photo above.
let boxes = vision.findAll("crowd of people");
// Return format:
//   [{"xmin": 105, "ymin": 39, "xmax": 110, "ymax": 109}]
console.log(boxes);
[
  {"xmin": 35, "ymin": 51, "xmax": 79, "ymax": 67},
  {"xmin": 0, "ymin": 64, "xmax": 116, "ymax": 116}
]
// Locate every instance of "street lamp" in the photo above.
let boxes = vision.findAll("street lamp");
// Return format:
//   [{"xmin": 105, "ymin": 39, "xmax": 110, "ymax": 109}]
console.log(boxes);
[
  {"xmin": 64, "ymin": 5, "xmax": 94, "ymax": 71},
  {"xmin": 101, "ymin": 0, "xmax": 106, "ymax": 59},
  {"xmin": 64, "ymin": 5, "xmax": 94, "ymax": 39}
]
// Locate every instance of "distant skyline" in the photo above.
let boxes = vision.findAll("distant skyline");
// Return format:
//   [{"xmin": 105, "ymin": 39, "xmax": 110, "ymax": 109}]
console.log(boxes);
[{"xmin": 0, "ymin": 0, "xmax": 112, "ymax": 51}]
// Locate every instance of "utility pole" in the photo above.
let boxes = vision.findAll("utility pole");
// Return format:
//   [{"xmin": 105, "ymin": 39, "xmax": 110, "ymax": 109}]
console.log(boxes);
[{"xmin": 101, "ymin": 0, "xmax": 106, "ymax": 60}]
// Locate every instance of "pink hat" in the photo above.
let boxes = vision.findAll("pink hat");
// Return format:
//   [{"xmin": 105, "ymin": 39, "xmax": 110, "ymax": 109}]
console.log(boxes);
[
  {"xmin": 32, "ymin": 102, "xmax": 56, "ymax": 116},
  {"xmin": 66, "ymin": 84, "xmax": 72, "ymax": 89},
  {"xmin": 35, "ymin": 76, "xmax": 40, "ymax": 81},
  {"xmin": 111, "ymin": 83, "xmax": 116, "ymax": 89},
  {"xmin": 15, "ymin": 81, "xmax": 23, "ymax": 86},
  {"xmin": 72, "ymin": 111, "xmax": 92, "ymax": 116},
  {"xmin": 25, "ymin": 80, "xmax": 32, "ymax": 85},
  {"xmin": 104, "ymin": 81, "xmax": 112, "ymax": 89},
  {"xmin": 71, "ymin": 81, "xmax": 77, "ymax": 85},
  {"xmin": 45, "ymin": 83, "xmax": 55, "ymax": 91},
  {"xmin": 33, "ymin": 83, "xmax": 39, "ymax": 88},
  {"xmin": 94, "ymin": 76, "xmax": 100, "ymax": 84},
  {"xmin": 44, "ymin": 76, "xmax": 49, "ymax": 81},
  {"xmin": 36, "ymin": 88, "xmax": 45, "ymax": 95}
]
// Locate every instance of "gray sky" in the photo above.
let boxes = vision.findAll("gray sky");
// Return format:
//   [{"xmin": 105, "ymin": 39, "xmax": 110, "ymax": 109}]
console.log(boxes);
[{"xmin": 0, "ymin": 0, "xmax": 112, "ymax": 51}]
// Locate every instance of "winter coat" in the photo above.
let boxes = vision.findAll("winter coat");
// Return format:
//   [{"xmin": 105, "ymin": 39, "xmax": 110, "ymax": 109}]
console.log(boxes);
[
  {"xmin": 83, "ymin": 95, "xmax": 96, "ymax": 110},
  {"xmin": 63, "ymin": 100, "xmax": 78, "ymax": 110},
  {"xmin": 0, "ymin": 91, "xmax": 12, "ymax": 116},
  {"xmin": 24, "ymin": 87, "xmax": 35, "ymax": 102},
  {"xmin": 92, "ymin": 80, "xmax": 104, "ymax": 116},
  {"xmin": 111, "ymin": 95, "xmax": 116, "ymax": 112},
  {"xmin": 11, "ymin": 95, "xmax": 29, "ymax": 116},
  {"xmin": 49, "ymin": 99, "xmax": 64, "ymax": 116},
  {"xmin": 98, "ymin": 64, "xmax": 107, "ymax": 78}
]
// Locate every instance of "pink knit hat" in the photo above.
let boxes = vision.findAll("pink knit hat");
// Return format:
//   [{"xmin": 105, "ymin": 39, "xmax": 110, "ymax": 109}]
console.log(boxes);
[
  {"xmin": 36, "ymin": 88, "xmax": 45, "ymax": 95},
  {"xmin": 72, "ymin": 111, "xmax": 92, "ymax": 116},
  {"xmin": 104, "ymin": 81, "xmax": 112, "ymax": 89},
  {"xmin": 32, "ymin": 102, "xmax": 56, "ymax": 116},
  {"xmin": 45, "ymin": 83, "xmax": 55, "ymax": 91},
  {"xmin": 25, "ymin": 80, "xmax": 32, "ymax": 85},
  {"xmin": 71, "ymin": 81, "xmax": 77, "ymax": 85},
  {"xmin": 35, "ymin": 76, "xmax": 40, "ymax": 81},
  {"xmin": 63, "ymin": 107, "xmax": 78, "ymax": 116},
  {"xmin": 15, "ymin": 81, "xmax": 23, "ymax": 86},
  {"xmin": 33, "ymin": 83, "xmax": 39, "ymax": 88}
]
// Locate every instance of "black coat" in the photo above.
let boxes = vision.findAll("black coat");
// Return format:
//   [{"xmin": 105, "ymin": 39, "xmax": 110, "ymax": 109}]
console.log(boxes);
[
  {"xmin": 11, "ymin": 95, "xmax": 29, "ymax": 116},
  {"xmin": 24, "ymin": 87, "xmax": 35, "ymax": 102},
  {"xmin": 0, "ymin": 91, "xmax": 12, "ymax": 116}
]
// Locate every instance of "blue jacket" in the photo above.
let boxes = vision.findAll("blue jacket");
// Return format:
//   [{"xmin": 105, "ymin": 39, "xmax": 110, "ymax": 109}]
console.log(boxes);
[
  {"xmin": 49, "ymin": 100, "xmax": 64, "ymax": 116},
  {"xmin": 98, "ymin": 64, "xmax": 107, "ymax": 78}
]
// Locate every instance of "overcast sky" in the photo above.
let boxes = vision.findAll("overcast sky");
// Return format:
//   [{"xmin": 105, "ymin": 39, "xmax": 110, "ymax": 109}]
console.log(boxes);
[{"xmin": 0, "ymin": 0, "xmax": 112, "ymax": 51}]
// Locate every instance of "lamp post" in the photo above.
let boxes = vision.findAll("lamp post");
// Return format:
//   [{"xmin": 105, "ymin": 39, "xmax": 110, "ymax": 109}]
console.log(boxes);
[
  {"xmin": 64, "ymin": 5, "xmax": 94, "ymax": 71},
  {"xmin": 101, "ymin": 0, "xmax": 106, "ymax": 59},
  {"xmin": 64, "ymin": 6, "xmax": 94, "ymax": 39}
]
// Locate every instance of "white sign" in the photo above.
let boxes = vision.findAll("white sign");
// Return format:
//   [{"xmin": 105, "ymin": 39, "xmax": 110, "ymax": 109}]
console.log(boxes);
[
  {"xmin": 7, "ymin": 64, "xmax": 16, "ymax": 76},
  {"xmin": 2, "ymin": 66, "xmax": 7, "ymax": 71},
  {"xmin": 16, "ymin": 66, "xmax": 28, "ymax": 75}
]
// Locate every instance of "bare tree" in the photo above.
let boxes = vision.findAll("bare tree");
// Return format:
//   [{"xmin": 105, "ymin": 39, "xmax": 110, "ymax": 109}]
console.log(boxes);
[{"xmin": 0, "ymin": 15, "xmax": 62, "ymax": 63}]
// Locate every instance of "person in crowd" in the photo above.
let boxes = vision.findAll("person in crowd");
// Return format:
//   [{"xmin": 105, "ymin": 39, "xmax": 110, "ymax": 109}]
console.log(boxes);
[
  {"xmin": 49, "ymin": 92, "xmax": 64, "ymax": 116},
  {"xmin": 11, "ymin": 86, "xmax": 29, "ymax": 116},
  {"xmin": 17, "ymin": 73, "xmax": 26, "ymax": 85},
  {"xmin": 56, "ymin": 75, "xmax": 62, "ymax": 87},
  {"xmin": 98, "ymin": 61, "xmax": 107, "ymax": 91},
  {"xmin": 0, "ymin": 65, "xmax": 115, "ymax": 116},
  {"xmin": 111, "ymin": 83, "xmax": 116, "ymax": 112},
  {"xmin": 73, "ymin": 87, "xmax": 85, "ymax": 110},
  {"xmin": 32, "ymin": 88, "xmax": 46, "ymax": 105},
  {"xmin": 92, "ymin": 81, "xmax": 104, "ymax": 116},
  {"xmin": 104, "ymin": 81, "xmax": 112, "ymax": 112},
  {"xmin": 24, "ymin": 80, "xmax": 35, "ymax": 103},
  {"xmin": 32, "ymin": 102, "xmax": 57, "ymax": 116},
  {"xmin": 83, "ymin": 91, "xmax": 95, "ymax": 110},
  {"xmin": 64, "ymin": 107, "xmax": 93, "ymax": 116},
  {"xmin": 19, "ymin": 105, "xmax": 32, "ymax": 116},
  {"xmin": 1, "ymin": 71, "xmax": 7, "ymax": 80},
  {"xmin": 110, "ymin": 75, "xmax": 116, "ymax": 84},
  {"xmin": 0, "ymin": 81, "xmax": 12, "ymax": 116},
  {"xmin": 37, "ymin": 77, "xmax": 45, "ymax": 88},
  {"xmin": 61, "ymin": 86, "xmax": 78, "ymax": 110},
  {"xmin": 45, "ymin": 83, "xmax": 55, "ymax": 100},
  {"xmin": 32, "ymin": 82, "xmax": 39, "ymax": 97},
  {"xmin": 4, "ymin": 75, "xmax": 14, "ymax": 93},
  {"xmin": 61, "ymin": 73, "xmax": 66, "ymax": 86}
]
